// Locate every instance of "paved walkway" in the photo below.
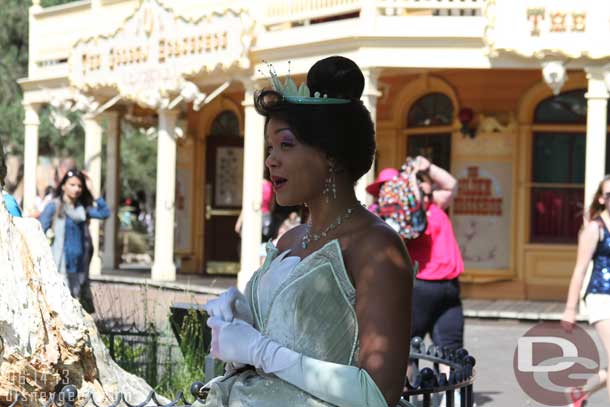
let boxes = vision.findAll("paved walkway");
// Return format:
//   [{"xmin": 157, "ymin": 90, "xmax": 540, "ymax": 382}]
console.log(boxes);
[
  {"xmin": 465, "ymin": 319, "xmax": 607, "ymax": 406},
  {"xmin": 93, "ymin": 269, "xmax": 587, "ymax": 322}
]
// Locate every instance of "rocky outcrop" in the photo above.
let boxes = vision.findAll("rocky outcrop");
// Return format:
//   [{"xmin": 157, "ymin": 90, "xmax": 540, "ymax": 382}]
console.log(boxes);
[{"xmin": 0, "ymin": 198, "xmax": 162, "ymax": 405}]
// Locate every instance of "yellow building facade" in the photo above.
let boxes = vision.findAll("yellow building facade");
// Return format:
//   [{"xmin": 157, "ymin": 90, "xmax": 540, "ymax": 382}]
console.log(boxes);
[{"xmin": 21, "ymin": 0, "xmax": 610, "ymax": 299}]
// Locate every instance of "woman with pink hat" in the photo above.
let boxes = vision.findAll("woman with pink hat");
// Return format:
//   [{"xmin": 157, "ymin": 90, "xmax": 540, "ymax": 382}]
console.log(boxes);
[{"xmin": 365, "ymin": 167, "xmax": 399, "ymax": 213}]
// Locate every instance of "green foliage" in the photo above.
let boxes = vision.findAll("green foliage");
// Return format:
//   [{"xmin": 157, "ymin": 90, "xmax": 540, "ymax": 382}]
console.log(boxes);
[
  {"xmin": 157, "ymin": 310, "xmax": 208, "ymax": 398},
  {"xmin": 100, "ymin": 308, "xmax": 209, "ymax": 399},
  {"xmin": 0, "ymin": 0, "xmax": 81, "ymax": 174},
  {"xmin": 101, "ymin": 332, "xmax": 160, "ymax": 387},
  {"xmin": 41, "ymin": 0, "xmax": 80, "ymax": 6},
  {"xmin": 120, "ymin": 125, "xmax": 158, "ymax": 200},
  {"xmin": 0, "ymin": 0, "xmax": 30, "ymax": 155},
  {"xmin": 101, "ymin": 334, "xmax": 146, "ymax": 370},
  {"xmin": 37, "ymin": 106, "xmax": 85, "ymax": 164},
  {"xmin": 0, "ymin": 0, "xmax": 157, "ymax": 201}
]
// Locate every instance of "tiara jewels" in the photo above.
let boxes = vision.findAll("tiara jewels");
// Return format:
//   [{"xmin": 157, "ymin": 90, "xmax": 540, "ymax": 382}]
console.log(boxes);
[{"xmin": 262, "ymin": 62, "xmax": 351, "ymax": 105}]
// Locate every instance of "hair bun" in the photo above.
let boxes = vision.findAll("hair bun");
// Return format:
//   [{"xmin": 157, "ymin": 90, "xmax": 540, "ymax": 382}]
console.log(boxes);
[{"xmin": 306, "ymin": 56, "xmax": 364, "ymax": 100}]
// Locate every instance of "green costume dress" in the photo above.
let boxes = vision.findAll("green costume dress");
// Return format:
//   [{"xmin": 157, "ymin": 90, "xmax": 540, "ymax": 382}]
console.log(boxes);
[{"xmin": 201, "ymin": 239, "xmax": 361, "ymax": 406}]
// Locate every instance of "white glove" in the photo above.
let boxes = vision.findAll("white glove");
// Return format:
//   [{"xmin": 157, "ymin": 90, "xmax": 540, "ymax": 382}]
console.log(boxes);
[
  {"xmin": 203, "ymin": 287, "xmax": 253, "ymax": 325},
  {"xmin": 206, "ymin": 317, "xmax": 388, "ymax": 407},
  {"xmin": 276, "ymin": 354, "xmax": 389, "ymax": 407},
  {"xmin": 207, "ymin": 316, "xmax": 299, "ymax": 373}
]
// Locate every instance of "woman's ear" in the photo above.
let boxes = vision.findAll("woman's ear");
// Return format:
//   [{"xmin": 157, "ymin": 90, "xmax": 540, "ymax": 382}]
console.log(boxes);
[{"xmin": 326, "ymin": 156, "xmax": 347, "ymax": 174}]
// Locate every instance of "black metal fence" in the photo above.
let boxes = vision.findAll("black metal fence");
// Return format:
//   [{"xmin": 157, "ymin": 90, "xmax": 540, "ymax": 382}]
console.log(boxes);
[
  {"xmin": 8, "ymin": 336, "xmax": 474, "ymax": 407},
  {"xmin": 7, "ymin": 384, "xmax": 197, "ymax": 407},
  {"xmin": 401, "ymin": 336, "xmax": 476, "ymax": 406},
  {"xmin": 95, "ymin": 305, "xmax": 209, "ymax": 394},
  {"xmin": 100, "ymin": 328, "xmax": 168, "ymax": 387}
]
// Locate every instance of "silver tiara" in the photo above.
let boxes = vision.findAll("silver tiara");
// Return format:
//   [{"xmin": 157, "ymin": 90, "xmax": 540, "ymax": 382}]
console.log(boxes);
[{"xmin": 261, "ymin": 62, "xmax": 351, "ymax": 105}]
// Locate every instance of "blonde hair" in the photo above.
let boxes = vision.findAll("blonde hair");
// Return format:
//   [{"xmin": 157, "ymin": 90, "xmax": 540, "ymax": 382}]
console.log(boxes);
[{"xmin": 588, "ymin": 174, "xmax": 610, "ymax": 221}]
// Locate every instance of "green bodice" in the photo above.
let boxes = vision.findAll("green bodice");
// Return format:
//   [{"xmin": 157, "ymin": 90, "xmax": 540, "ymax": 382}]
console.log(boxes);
[{"xmin": 201, "ymin": 239, "xmax": 359, "ymax": 406}]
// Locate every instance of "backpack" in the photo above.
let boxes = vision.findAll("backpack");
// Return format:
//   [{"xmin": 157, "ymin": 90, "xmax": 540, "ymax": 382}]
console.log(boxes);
[{"xmin": 378, "ymin": 158, "xmax": 428, "ymax": 240}]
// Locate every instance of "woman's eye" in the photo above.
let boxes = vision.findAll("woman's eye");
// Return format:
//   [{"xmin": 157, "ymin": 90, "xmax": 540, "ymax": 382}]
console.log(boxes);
[{"xmin": 280, "ymin": 142, "xmax": 294, "ymax": 149}]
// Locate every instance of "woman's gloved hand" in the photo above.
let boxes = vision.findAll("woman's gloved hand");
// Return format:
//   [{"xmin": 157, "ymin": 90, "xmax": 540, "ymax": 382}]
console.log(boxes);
[
  {"xmin": 206, "ymin": 317, "xmax": 389, "ymax": 407},
  {"xmin": 203, "ymin": 287, "xmax": 254, "ymax": 325},
  {"xmin": 206, "ymin": 316, "xmax": 298, "ymax": 374}
]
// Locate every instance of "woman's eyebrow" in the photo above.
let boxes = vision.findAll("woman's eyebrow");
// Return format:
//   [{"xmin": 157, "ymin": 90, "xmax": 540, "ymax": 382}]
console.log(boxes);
[{"xmin": 275, "ymin": 127, "xmax": 292, "ymax": 134}]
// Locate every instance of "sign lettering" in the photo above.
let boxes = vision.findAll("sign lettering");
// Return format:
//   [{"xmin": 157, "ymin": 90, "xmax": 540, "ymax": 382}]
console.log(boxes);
[{"xmin": 69, "ymin": 0, "xmax": 252, "ymax": 107}]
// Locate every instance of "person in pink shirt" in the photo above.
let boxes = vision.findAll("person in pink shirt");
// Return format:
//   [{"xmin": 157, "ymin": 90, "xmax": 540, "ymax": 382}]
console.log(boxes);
[{"xmin": 406, "ymin": 155, "xmax": 464, "ymax": 356}]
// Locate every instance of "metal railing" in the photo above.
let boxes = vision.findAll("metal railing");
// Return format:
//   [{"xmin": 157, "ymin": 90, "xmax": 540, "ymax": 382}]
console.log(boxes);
[
  {"xmin": 7, "ymin": 385, "xmax": 196, "ymax": 407},
  {"xmin": 377, "ymin": 0, "xmax": 484, "ymax": 16},
  {"xmin": 264, "ymin": 0, "xmax": 361, "ymax": 27},
  {"xmin": 401, "ymin": 336, "xmax": 476, "ymax": 406},
  {"xmin": 9, "ymin": 336, "xmax": 474, "ymax": 407}
]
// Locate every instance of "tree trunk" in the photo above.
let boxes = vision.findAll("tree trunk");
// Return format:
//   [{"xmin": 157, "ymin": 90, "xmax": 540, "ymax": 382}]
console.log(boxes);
[{"xmin": 0, "ymin": 199, "xmax": 165, "ymax": 405}]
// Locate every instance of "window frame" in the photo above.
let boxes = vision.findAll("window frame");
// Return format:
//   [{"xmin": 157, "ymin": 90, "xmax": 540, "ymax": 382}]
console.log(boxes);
[
  {"xmin": 528, "ymin": 90, "xmax": 610, "ymax": 244},
  {"xmin": 406, "ymin": 92, "xmax": 454, "ymax": 129},
  {"xmin": 403, "ymin": 92, "xmax": 455, "ymax": 172},
  {"xmin": 209, "ymin": 110, "xmax": 241, "ymax": 138}
]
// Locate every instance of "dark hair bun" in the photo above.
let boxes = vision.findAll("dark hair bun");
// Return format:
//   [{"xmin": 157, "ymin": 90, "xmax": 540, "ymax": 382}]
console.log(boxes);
[{"xmin": 306, "ymin": 56, "xmax": 364, "ymax": 100}]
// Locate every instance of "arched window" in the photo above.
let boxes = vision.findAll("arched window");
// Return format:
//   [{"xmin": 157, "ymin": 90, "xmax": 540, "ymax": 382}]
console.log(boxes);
[
  {"xmin": 210, "ymin": 110, "xmax": 240, "ymax": 137},
  {"xmin": 405, "ymin": 93, "xmax": 453, "ymax": 171},
  {"xmin": 534, "ymin": 90, "xmax": 587, "ymax": 124},
  {"xmin": 407, "ymin": 93, "xmax": 454, "ymax": 127},
  {"xmin": 530, "ymin": 90, "xmax": 610, "ymax": 243}
]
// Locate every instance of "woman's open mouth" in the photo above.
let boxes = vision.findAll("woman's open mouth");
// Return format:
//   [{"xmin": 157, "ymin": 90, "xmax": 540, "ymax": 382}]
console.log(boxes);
[{"xmin": 271, "ymin": 176, "xmax": 288, "ymax": 191}]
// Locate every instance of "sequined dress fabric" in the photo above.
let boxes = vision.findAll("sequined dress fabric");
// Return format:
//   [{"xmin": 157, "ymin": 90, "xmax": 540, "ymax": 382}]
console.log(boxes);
[
  {"xmin": 200, "ymin": 239, "xmax": 359, "ymax": 406},
  {"xmin": 585, "ymin": 218, "xmax": 610, "ymax": 297}
]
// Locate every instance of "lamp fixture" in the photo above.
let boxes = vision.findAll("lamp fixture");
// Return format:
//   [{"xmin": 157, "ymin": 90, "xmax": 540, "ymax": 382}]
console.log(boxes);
[{"xmin": 542, "ymin": 61, "xmax": 568, "ymax": 95}]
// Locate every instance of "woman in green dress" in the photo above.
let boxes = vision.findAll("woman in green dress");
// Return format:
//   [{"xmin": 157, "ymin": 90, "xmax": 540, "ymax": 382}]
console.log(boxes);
[{"xmin": 201, "ymin": 56, "xmax": 414, "ymax": 407}]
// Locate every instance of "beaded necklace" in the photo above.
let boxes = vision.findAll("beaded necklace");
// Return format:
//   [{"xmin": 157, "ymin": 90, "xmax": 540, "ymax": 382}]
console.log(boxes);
[{"xmin": 301, "ymin": 202, "xmax": 362, "ymax": 249}]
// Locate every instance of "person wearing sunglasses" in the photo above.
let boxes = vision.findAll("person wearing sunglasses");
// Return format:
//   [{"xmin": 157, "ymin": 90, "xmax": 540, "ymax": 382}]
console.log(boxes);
[
  {"xmin": 39, "ymin": 168, "xmax": 110, "ymax": 304},
  {"xmin": 562, "ymin": 175, "xmax": 610, "ymax": 406}
]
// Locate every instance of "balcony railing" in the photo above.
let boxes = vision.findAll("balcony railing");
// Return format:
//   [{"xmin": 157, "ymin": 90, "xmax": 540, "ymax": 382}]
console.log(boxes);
[
  {"xmin": 377, "ymin": 0, "xmax": 484, "ymax": 16},
  {"xmin": 262, "ymin": 0, "xmax": 485, "ymax": 30},
  {"xmin": 263, "ymin": 0, "xmax": 362, "ymax": 30}
]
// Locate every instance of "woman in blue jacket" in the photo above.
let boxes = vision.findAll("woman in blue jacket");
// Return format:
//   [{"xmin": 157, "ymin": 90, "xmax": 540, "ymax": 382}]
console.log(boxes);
[{"xmin": 39, "ymin": 168, "xmax": 110, "ymax": 298}]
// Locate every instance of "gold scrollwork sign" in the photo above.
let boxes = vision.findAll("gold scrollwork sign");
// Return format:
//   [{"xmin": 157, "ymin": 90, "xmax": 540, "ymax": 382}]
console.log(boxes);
[
  {"xmin": 484, "ymin": 0, "xmax": 610, "ymax": 59},
  {"xmin": 69, "ymin": 0, "xmax": 253, "ymax": 107}
]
